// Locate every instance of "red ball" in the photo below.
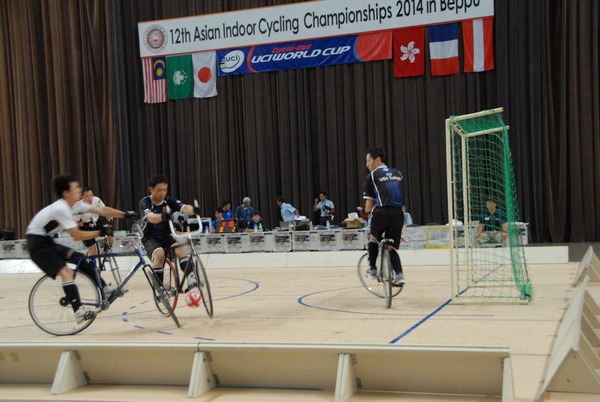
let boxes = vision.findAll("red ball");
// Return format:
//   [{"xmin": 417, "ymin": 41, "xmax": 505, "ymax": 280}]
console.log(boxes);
[{"xmin": 185, "ymin": 290, "xmax": 202, "ymax": 307}]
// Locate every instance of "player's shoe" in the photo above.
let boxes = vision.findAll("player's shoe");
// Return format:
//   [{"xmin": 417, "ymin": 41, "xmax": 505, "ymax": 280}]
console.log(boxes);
[
  {"xmin": 185, "ymin": 272, "xmax": 198, "ymax": 292},
  {"xmin": 366, "ymin": 267, "xmax": 377, "ymax": 279},
  {"xmin": 393, "ymin": 272, "xmax": 405, "ymax": 287},
  {"xmin": 103, "ymin": 284, "xmax": 116, "ymax": 297},
  {"xmin": 74, "ymin": 307, "xmax": 96, "ymax": 324}
]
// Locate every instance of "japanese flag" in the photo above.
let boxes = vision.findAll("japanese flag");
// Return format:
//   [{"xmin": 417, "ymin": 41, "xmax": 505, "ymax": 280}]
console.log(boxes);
[{"xmin": 192, "ymin": 51, "xmax": 218, "ymax": 98}]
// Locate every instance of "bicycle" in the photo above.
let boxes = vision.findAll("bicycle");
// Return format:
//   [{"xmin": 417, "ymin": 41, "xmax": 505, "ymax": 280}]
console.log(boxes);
[
  {"xmin": 357, "ymin": 238, "xmax": 403, "ymax": 308},
  {"xmin": 164, "ymin": 206, "xmax": 213, "ymax": 318},
  {"xmin": 28, "ymin": 232, "xmax": 181, "ymax": 336}
]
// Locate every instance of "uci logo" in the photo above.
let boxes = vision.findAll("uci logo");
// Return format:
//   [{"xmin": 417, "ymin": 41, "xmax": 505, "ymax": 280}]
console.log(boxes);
[{"xmin": 220, "ymin": 50, "xmax": 245, "ymax": 73}]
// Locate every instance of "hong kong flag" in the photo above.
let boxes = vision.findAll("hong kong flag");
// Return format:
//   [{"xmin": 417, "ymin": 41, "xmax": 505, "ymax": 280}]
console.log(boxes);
[{"xmin": 393, "ymin": 27, "xmax": 425, "ymax": 77}]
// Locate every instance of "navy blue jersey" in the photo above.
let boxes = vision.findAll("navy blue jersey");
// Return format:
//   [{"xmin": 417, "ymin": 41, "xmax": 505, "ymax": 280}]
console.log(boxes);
[
  {"xmin": 479, "ymin": 210, "xmax": 507, "ymax": 231},
  {"xmin": 363, "ymin": 166, "xmax": 404, "ymax": 208},
  {"xmin": 139, "ymin": 195, "xmax": 185, "ymax": 238}
]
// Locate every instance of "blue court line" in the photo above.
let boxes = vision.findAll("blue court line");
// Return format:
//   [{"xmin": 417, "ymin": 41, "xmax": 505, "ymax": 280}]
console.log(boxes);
[
  {"xmin": 389, "ymin": 298, "xmax": 453, "ymax": 343},
  {"xmin": 389, "ymin": 264, "xmax": 505, "ymax": 343},
  {"xmin": 194, "ymin": 336, "xmax": 215, "ymax": 341},
  {"xmin": 210, "ymin": 276, "xmax": 259, "ymax": 301}
]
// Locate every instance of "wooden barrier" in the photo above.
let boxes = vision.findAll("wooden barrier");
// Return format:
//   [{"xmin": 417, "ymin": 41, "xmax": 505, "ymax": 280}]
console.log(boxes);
[
  {"xmin": 537, "ymin": 276, "xmax": 600, "ymax": 398},
  {"xmin": 0, "ymin": 342, "xmax": 512, "ymax": 400},
  {"xmin": 572, "ymin": 246, "xmax": 600, "ymax": 286}
]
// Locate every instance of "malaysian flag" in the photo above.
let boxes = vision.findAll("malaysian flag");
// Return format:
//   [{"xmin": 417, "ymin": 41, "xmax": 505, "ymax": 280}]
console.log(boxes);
[{"xmin": 142, "ymin": 57, "xmax": 167, "ymax": 103}]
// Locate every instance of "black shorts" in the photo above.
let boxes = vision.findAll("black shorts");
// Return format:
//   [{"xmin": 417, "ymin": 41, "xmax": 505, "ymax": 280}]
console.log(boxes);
[
  {"xmin": 80, "ymin": 217, "xmax": 110, "ymax": 247},
  {"xmin": 142, "ymin": 235, "xmax": 177, "ymax": 260},
  {"xmin": 80, "ymin": 223, "xmax": 97, "ymax": 247},
  {"xmin": 369, "ymin": 206, "xmax": 405, "ymax": 249},
  {"xmin": 27, "ymin": 234, "xmax": 74, "ymax": 278}
]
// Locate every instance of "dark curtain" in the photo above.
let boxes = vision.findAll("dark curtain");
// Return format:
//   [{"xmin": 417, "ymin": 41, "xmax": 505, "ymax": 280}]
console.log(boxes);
[
  {"xmin": 0, "ymin": 0, "xmax": 117, "ymax": 235},
  {"xmin": 1, "ymin": 0, "xmax": 599, "ymax": 242}
]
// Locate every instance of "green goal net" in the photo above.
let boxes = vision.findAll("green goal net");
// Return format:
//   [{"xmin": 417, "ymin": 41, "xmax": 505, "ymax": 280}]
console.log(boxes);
[{"xmin": 446, "ymin": 108, "xmax": 532, "ymax": 303}]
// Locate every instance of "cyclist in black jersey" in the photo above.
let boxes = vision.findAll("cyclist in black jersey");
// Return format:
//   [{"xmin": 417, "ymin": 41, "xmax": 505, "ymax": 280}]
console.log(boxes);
[
  {"xmin": 139, "ymin": 175, "xmax": 202, "ymax": 289},
  {"xmin": 363, "ymin": 148, "xmax": 405, "ymax": 286}
]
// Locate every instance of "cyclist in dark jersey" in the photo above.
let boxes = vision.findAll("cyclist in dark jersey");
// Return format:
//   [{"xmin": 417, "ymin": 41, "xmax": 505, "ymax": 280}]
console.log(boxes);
[
  {"xmin": 363, "ymin": 148, "xmax": 405, "ymax": 286},
  {"xmin": 139, "ymin": 175, "xmax": 201, "ymax": 290}
]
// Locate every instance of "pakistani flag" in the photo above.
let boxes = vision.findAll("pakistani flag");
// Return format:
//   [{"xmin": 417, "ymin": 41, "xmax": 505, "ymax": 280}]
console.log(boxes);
[{"xmin": 166, "ymin": 55, "xmax": 193, "ymax": 99}]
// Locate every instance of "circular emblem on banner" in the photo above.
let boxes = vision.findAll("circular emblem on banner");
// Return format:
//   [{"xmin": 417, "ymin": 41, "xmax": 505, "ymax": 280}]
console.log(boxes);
[
  {"xmin": 220, "ymin": 50, "xmax": 245, "ymax": 73},
  {"xmin": 144, "ymin": 25, "xmax": 168, "ymax": 53}
]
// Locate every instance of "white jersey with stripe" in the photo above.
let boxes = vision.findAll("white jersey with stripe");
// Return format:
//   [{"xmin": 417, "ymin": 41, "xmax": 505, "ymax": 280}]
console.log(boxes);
[{"xmin": 26, "ymin": 199, "xmax": 90, "ymax": 237}]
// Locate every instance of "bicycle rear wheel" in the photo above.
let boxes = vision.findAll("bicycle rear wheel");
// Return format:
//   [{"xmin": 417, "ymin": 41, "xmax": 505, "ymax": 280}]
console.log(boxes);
[
  {"xmin": 145, "ymin": 266, "xmax": 180, "ymax": 327},
  {"xmin": 151, "ymin": 259, "xmax": 178, "ymax": 316},
  {"xmin": 190, "ymin": 255, "xmax": 213, "ymax": 318},
  {"xmin": 381, "ymin": 250, "xmax": 394, "ymax": 308},
  {"xmin": 29, "ymin": 271, "xmax": 100, "ymax": 336}
]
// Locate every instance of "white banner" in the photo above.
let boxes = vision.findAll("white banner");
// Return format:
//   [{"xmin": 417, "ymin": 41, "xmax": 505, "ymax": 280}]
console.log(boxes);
[{"xmin": 139, "ymin": 0, "xmax": 494, "ymax": 58}]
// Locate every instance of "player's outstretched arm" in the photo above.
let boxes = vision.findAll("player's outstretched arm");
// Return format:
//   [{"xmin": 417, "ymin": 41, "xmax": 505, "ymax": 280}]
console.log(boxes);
[{"xmin": 89, "ymin": 206, "xmax": 139, "ymax": 220}]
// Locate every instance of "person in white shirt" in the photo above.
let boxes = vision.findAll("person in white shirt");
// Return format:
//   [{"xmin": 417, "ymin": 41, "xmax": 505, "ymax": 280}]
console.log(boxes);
[
  {"xmin": 26, "ymin": 175, "xmax": 138, "ymax": 323},
  {"xmin": 74, "ymin": 187, "xmax": 112, "ymax": 255}
]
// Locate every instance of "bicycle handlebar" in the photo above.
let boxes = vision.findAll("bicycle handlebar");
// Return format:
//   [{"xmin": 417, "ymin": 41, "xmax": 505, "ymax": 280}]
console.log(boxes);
[{"xmin": 166, "ymin": 201, "xmax": 205, "ymax": 240}]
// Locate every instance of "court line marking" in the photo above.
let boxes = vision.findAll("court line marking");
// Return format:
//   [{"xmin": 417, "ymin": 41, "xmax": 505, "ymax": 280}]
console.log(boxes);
[
  {"xmin": 297, "ymin": 286, "xmax": 492, "ymax": 318},
  {"xmin": 390, "ymin": 264, "xmax": 510, "ymax": 343}
]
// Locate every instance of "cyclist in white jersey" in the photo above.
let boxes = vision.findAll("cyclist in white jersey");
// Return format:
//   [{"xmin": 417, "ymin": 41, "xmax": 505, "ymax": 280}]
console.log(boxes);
[{"xmin": 26, "ymin": 175, "xmax": 138, "ymax": 323}]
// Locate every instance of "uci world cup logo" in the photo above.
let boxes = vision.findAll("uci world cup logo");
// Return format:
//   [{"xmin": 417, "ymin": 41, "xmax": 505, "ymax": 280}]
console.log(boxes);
[{"xmin": 144, "ymin": 24, "xmax": 168, "ymax": 53}]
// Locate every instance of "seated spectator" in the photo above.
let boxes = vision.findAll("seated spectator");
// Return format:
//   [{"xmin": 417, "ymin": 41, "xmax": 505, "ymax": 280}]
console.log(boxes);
[
  {"xmin": 246, "ymin": 211, "xmax": 265, "ymax": 232},
  {"xmin": 222, "ymin": 201, "xmax": 233, "ymax": 220},
  {"xmin": 402, "ymin": 205, "xmax": 413, "ymax": 226},
  {"xmin": 210, "ymin": 207, "xmax": 224, "ymax": 233},
  {"xmin": 235, "ymin": 197, "xmax": 254, "ymax": 229},
  {"xmin": 475, "ymin": 199, "xmax": 508, "ymax": 247}
]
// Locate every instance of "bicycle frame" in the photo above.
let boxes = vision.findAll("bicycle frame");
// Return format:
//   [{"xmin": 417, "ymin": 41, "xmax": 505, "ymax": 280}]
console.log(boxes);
[{"xmin": 74, "ymin": 246, "xmax": 149, "ymax": 307}]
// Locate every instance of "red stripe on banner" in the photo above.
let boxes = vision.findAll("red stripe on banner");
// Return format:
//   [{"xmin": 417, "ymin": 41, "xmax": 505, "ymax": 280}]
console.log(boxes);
[
  {"xmin": 482, "ymin": 18, "xmax": 494, "ymax": 71},
  {"xmin": 431, "ymin": 57, "xmax": 459, "ymax": 76},
  {"xmin": 463, "ymin": 21, "xmax": 475, "ymax": 72},
  {"xmin": 247, "ymin": 47, "xmax": 258, "ymax": 73},
  {"xmin": 355, "ymin": 31, "xmax": 392, "ymax": 61}
]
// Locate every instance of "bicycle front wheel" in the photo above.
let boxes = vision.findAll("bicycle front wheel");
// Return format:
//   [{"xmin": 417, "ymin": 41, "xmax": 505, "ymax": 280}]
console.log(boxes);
[
  {"xmin": 150, "ymin": 260, "xmax": 178, "ymax": 316},
  {"xmin": 358, "ymin": 253, "xmax": 385, "ymax": 298},
  {"xmin": 190, "ymin": 255, "xmax": 213, "ymax": 318},
  {"xmin": 29, "ymin": 271, "xmax": 100, "ymax": 336},
  {"xmin": 381, "ymin": 250, "xmax": 394, "ymax": 308},
  {"xmin": 145, "ymin": 266, "xmax": 180, "ymax": 328}
]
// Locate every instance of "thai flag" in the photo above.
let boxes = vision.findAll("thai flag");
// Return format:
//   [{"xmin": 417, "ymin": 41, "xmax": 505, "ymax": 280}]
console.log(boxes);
[{"xmin": 429, "ymin": 23, "xmax": 459, "ymax": 76}]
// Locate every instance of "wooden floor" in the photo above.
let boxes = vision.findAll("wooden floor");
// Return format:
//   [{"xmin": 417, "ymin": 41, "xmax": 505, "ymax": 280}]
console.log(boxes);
[{"xmin": 0, "ymin": 253, "xmax": 586, "ymax": 401}]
